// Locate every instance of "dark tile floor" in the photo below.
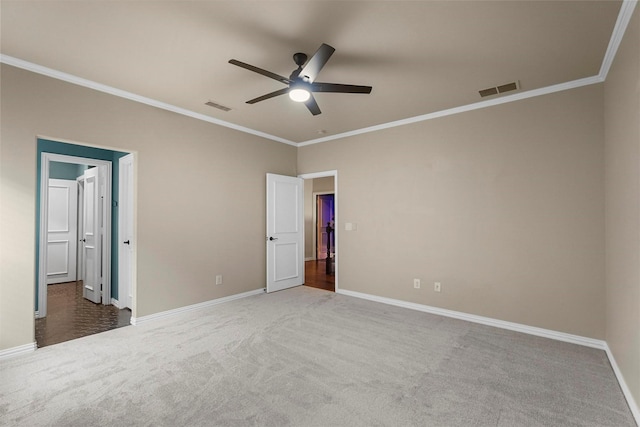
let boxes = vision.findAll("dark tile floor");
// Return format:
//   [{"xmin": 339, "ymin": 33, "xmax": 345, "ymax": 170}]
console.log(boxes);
[
  {"xmin": 35, "ymin": 281, "xmax": 131, "ymax": 348},
  {"xmin": 36, "ymin": 266, "xmax": 327, "ymax": 349},
  {"xmin": 304, "ymin": 259, "xmax": 335, "ymax": 292}
]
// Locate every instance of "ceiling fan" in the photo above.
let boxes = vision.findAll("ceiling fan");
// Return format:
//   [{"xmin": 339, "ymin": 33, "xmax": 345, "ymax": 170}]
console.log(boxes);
[{"xmin": 229, "ymin": 43, "xmax": 372, "ymax": 116}]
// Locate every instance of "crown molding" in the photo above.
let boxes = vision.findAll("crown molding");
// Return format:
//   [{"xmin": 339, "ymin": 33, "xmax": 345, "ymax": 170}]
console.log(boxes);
[
  {"xmin": 1, "ymin": 1, "xmax": 636, "ymax": 147},
  {"xmin": 0, "ymin": 54, "xmax": 297, "ymax": 147},
  {"xmin": 298, "ymin": 75, "xmax": 603, "ymax": 147},
  {"xmin": 300, "ymin": 0, "xmax": 637, "ymax": 147},
  {"xmin": 599, "ymin": 0, "xmax": 638, "ymax": 79}
]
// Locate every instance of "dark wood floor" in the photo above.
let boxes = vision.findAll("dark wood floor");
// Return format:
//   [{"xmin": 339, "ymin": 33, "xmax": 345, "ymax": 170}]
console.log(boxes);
[
  {"xmin": 35, "ymin": 264, "xmax": 330, "ymax": 348},
  {"xmin": 35, "ymin": 281, "xmax": 131, "ymax": 348},
  {"xmin": 304, "ymin": 259, "xmax": 335, "ymax": 292}
]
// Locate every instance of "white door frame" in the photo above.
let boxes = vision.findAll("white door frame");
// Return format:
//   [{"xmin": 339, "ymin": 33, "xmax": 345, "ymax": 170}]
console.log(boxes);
[
  {"xmin": 38, "ymin": 153, "xmax": 112, "ymax": 318},
  {"xmin": 311, "ymin": 191, "xmax": 335, "ymax": 261},
  {"xmin": 76, "ymin": 175, "xmax": 85, "ymax": 283},
  {"xmin": 298, "ymin": 170, "xmax": 338, "ymax": 292}
]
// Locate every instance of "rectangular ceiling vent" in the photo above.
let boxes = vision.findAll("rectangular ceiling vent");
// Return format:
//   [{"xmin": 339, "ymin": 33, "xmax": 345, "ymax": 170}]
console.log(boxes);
[
  {"xmin": 205, "ymin": 101, "xmax": 232, "ymax": 112},
  {"xmin": 479, "ymin": 81, "xmax": 520, "ymax": 98}
]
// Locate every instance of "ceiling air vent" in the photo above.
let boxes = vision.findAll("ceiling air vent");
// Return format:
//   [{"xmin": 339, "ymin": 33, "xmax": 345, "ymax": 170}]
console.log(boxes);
[
  {"xmin": 205, "ymin": 101, "xmax": 232, "ymax": 112},
  {"xmin": 479, "ymin": 81, "xmax": 520, "ymax": 98},
  {"xmin": 479, "ymin": 87, "xmax": 499, "ymax": 97}
]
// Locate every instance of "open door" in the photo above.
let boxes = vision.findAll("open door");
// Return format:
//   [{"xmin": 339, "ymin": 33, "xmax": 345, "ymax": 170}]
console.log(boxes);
[
  {"xmin": 266, "ymin": 173, "xmax": 304, "ymax": 293},
  {"xmin": 118, "ymin": 154, "xmax": 134, "ymax": 309},
  {"xmin": 82, "ymin": 166, "xmax": 102, "ymax": 304}
]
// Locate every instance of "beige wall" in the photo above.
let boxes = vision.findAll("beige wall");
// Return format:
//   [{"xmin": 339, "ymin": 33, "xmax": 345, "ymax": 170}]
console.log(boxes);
[
  {"xmin": 313, "ymin": 177, "xmax": 334, "ymax": 193},
  {"xmin": 605, "ymin": 7, "xmax": 640, "ymax": 409},
  {"xmin": 0, "ymin": 64, "xmax": 296, "ymax": 350},
  {"xmin": 299, "ymin": 84, "xmax": 605, "ymax": 339}
]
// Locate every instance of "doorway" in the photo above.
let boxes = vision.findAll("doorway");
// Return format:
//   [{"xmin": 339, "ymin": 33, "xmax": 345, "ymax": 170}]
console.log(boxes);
[
  {"xmin": 300, "ymin": 171, "xmax": 337, "ymax": 292},
  {"xmin": 38, "ymin": 153, "xmax": 113, "ymax": 318},
  {"xmin": 314, "ymin": 193, "xmax": 335, "ymax": 262},
  {"xmin": 36, "ymin": 139, "xmax": 134, "ymax": 347}
]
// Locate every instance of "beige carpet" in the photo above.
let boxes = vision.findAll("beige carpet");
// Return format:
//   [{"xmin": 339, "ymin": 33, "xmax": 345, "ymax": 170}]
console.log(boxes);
[{"xmin": 0, "ymin": 286, "xmax": 635, "ymax": 426}]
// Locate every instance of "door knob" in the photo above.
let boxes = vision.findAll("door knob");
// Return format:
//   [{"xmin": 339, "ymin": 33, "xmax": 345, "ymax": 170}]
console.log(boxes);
[
  {"xmin": 124, "ymin": 240, "xmax": 130, "ymax": 245},
  {"xmin": 269, "ymin": 236, "xmax": 278, "ymax": 241}
]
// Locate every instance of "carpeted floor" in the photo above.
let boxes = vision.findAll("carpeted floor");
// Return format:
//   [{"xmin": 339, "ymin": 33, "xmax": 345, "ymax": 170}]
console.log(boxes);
[{"xmin": 0, "ymin": 286, "xmax": 635, "ymax": 426}]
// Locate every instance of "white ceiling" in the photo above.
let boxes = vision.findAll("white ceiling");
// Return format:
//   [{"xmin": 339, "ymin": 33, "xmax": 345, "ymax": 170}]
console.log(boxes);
[{"xmin": 0, "ymin": 1, "xmax": 629, "ymax": 144}]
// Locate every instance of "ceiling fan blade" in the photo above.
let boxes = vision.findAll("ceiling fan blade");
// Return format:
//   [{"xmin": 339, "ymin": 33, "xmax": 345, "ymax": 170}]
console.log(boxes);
[
  {"xmin": 246, "ymin": 88, "xmax": 290, "ymax": 104},
  {"xmin": 229, "ymin": 59, "xmax": 290, "ymax": 85},
  {"xmin": 311, "ymin": 82, "xmax": 372, "ymax": 94},
  {"xmin": 299, "ymin": 43, "xmax": 335, "ymax": 83},
  {"xmin": 304, "ymin": 94, "xmax": 322, "ymax": 116}
]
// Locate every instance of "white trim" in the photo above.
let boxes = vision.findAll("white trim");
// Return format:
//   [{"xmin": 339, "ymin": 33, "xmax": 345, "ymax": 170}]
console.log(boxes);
[
  {"xmin": 604, "ymin": 344, "xmax": 640, "ymax": 425},
  {"xmin": 337, "ymin": 289, "xmax": 606, "ymax": 349},
  {"xmin": 0, "ymin": 0, "xmax": 634, "ymax": 147},
  {"xmin": 130, "ymin": 288, "xmax": 264, "ymax": 325},
  {"xmin": 0, "ymin": 342, "xmax": 37, "ymax": 360},
  {"xmin": 111, "ymin": 298, "xmax": 121, "ymax": 309},
  {"xmin": 297, "ymin": 76, "xmax": 603, "ymax": 147},
  {"xmin": 599, "ymin": 0, "xmax": 638, "ymax": 79},
  {"xmin": 298, "ymin": 170, "xmax": 338, "ymax": 180},
  {"xmin": 0, "ymin": 55, "xmax": 296, "ymax": 147},
  {"xmin": 340, "ymin": 287, "xmax": 640, "ymax": 422},
  {"xmin": 604, "ymin": 343, "xmax": 640, "ymax": 426},
  {"xmin": 305, "ymin": 257, "xmax": 315, "ymax": 262}
]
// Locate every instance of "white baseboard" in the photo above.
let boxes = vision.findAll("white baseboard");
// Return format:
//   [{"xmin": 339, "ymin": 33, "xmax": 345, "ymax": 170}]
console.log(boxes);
[
  {"xmin": 130, "ymin": 288, "xmax": 265, "ymax": 326},
  {"xmin": 305, "ymin": 257, "xmax": 315, "ymax": 261},
  {"xmin": 336, "ymin": 289, "xmax": 606, "ymax": 349},
  {"xmin": 337, "ymin": 289, "xmax": 640, "ymax": 424},
  {"xmin": 0, "ymin": 342, "xmax": 37, "ymax": 360},
  {"xmin": 111, "ymin": 298, "xmax": 121, "ymax": 309},
  {"xmin": 604, "ymin": 343, "xmax": 640, "ymax": 426}
]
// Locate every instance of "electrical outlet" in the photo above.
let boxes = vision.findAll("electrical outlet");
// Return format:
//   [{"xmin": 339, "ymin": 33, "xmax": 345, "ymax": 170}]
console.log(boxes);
[
  {"xmin": 413, "ymin": 278, "xmax": 421, "ymax": 289},
  {"xmin": 434, "ymin": 282, "xmax": 441, "ymax": 292},
  {"xmin": 215, "ymin": 275, "xmax": 223, "ymax": 285}
]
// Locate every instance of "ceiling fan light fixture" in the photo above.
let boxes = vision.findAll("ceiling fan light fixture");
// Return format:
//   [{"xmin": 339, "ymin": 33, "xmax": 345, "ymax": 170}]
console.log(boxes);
[
  {"xmin": 229, "ymin": 43, "xmax": 371, "ymax": 115},
  {"xmin": 289, "ymin": 87, "xmax": 311, "ymax": 102}
]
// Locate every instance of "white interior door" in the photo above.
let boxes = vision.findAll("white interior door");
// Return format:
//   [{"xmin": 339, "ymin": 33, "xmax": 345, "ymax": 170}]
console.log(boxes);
[
  {"xmin": 46, "ymin": 179, "xmax": 78, "ymax": 284},
  {"xmin": 118, "ymin": 154, "xmax": 134, "ymax": 309},
  {"xmin": 266, "ymin": 173, "xmax": 304, "ymax": 293},
  {"xmin": 82, "ymin": 167, "xmax": 102, "ymax": 304}
]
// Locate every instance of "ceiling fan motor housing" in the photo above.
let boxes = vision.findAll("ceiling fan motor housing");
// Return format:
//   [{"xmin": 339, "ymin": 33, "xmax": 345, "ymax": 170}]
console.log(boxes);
[{"xmin": 293, "ymin": 52, "xmax": 308, "ymax": 67}]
